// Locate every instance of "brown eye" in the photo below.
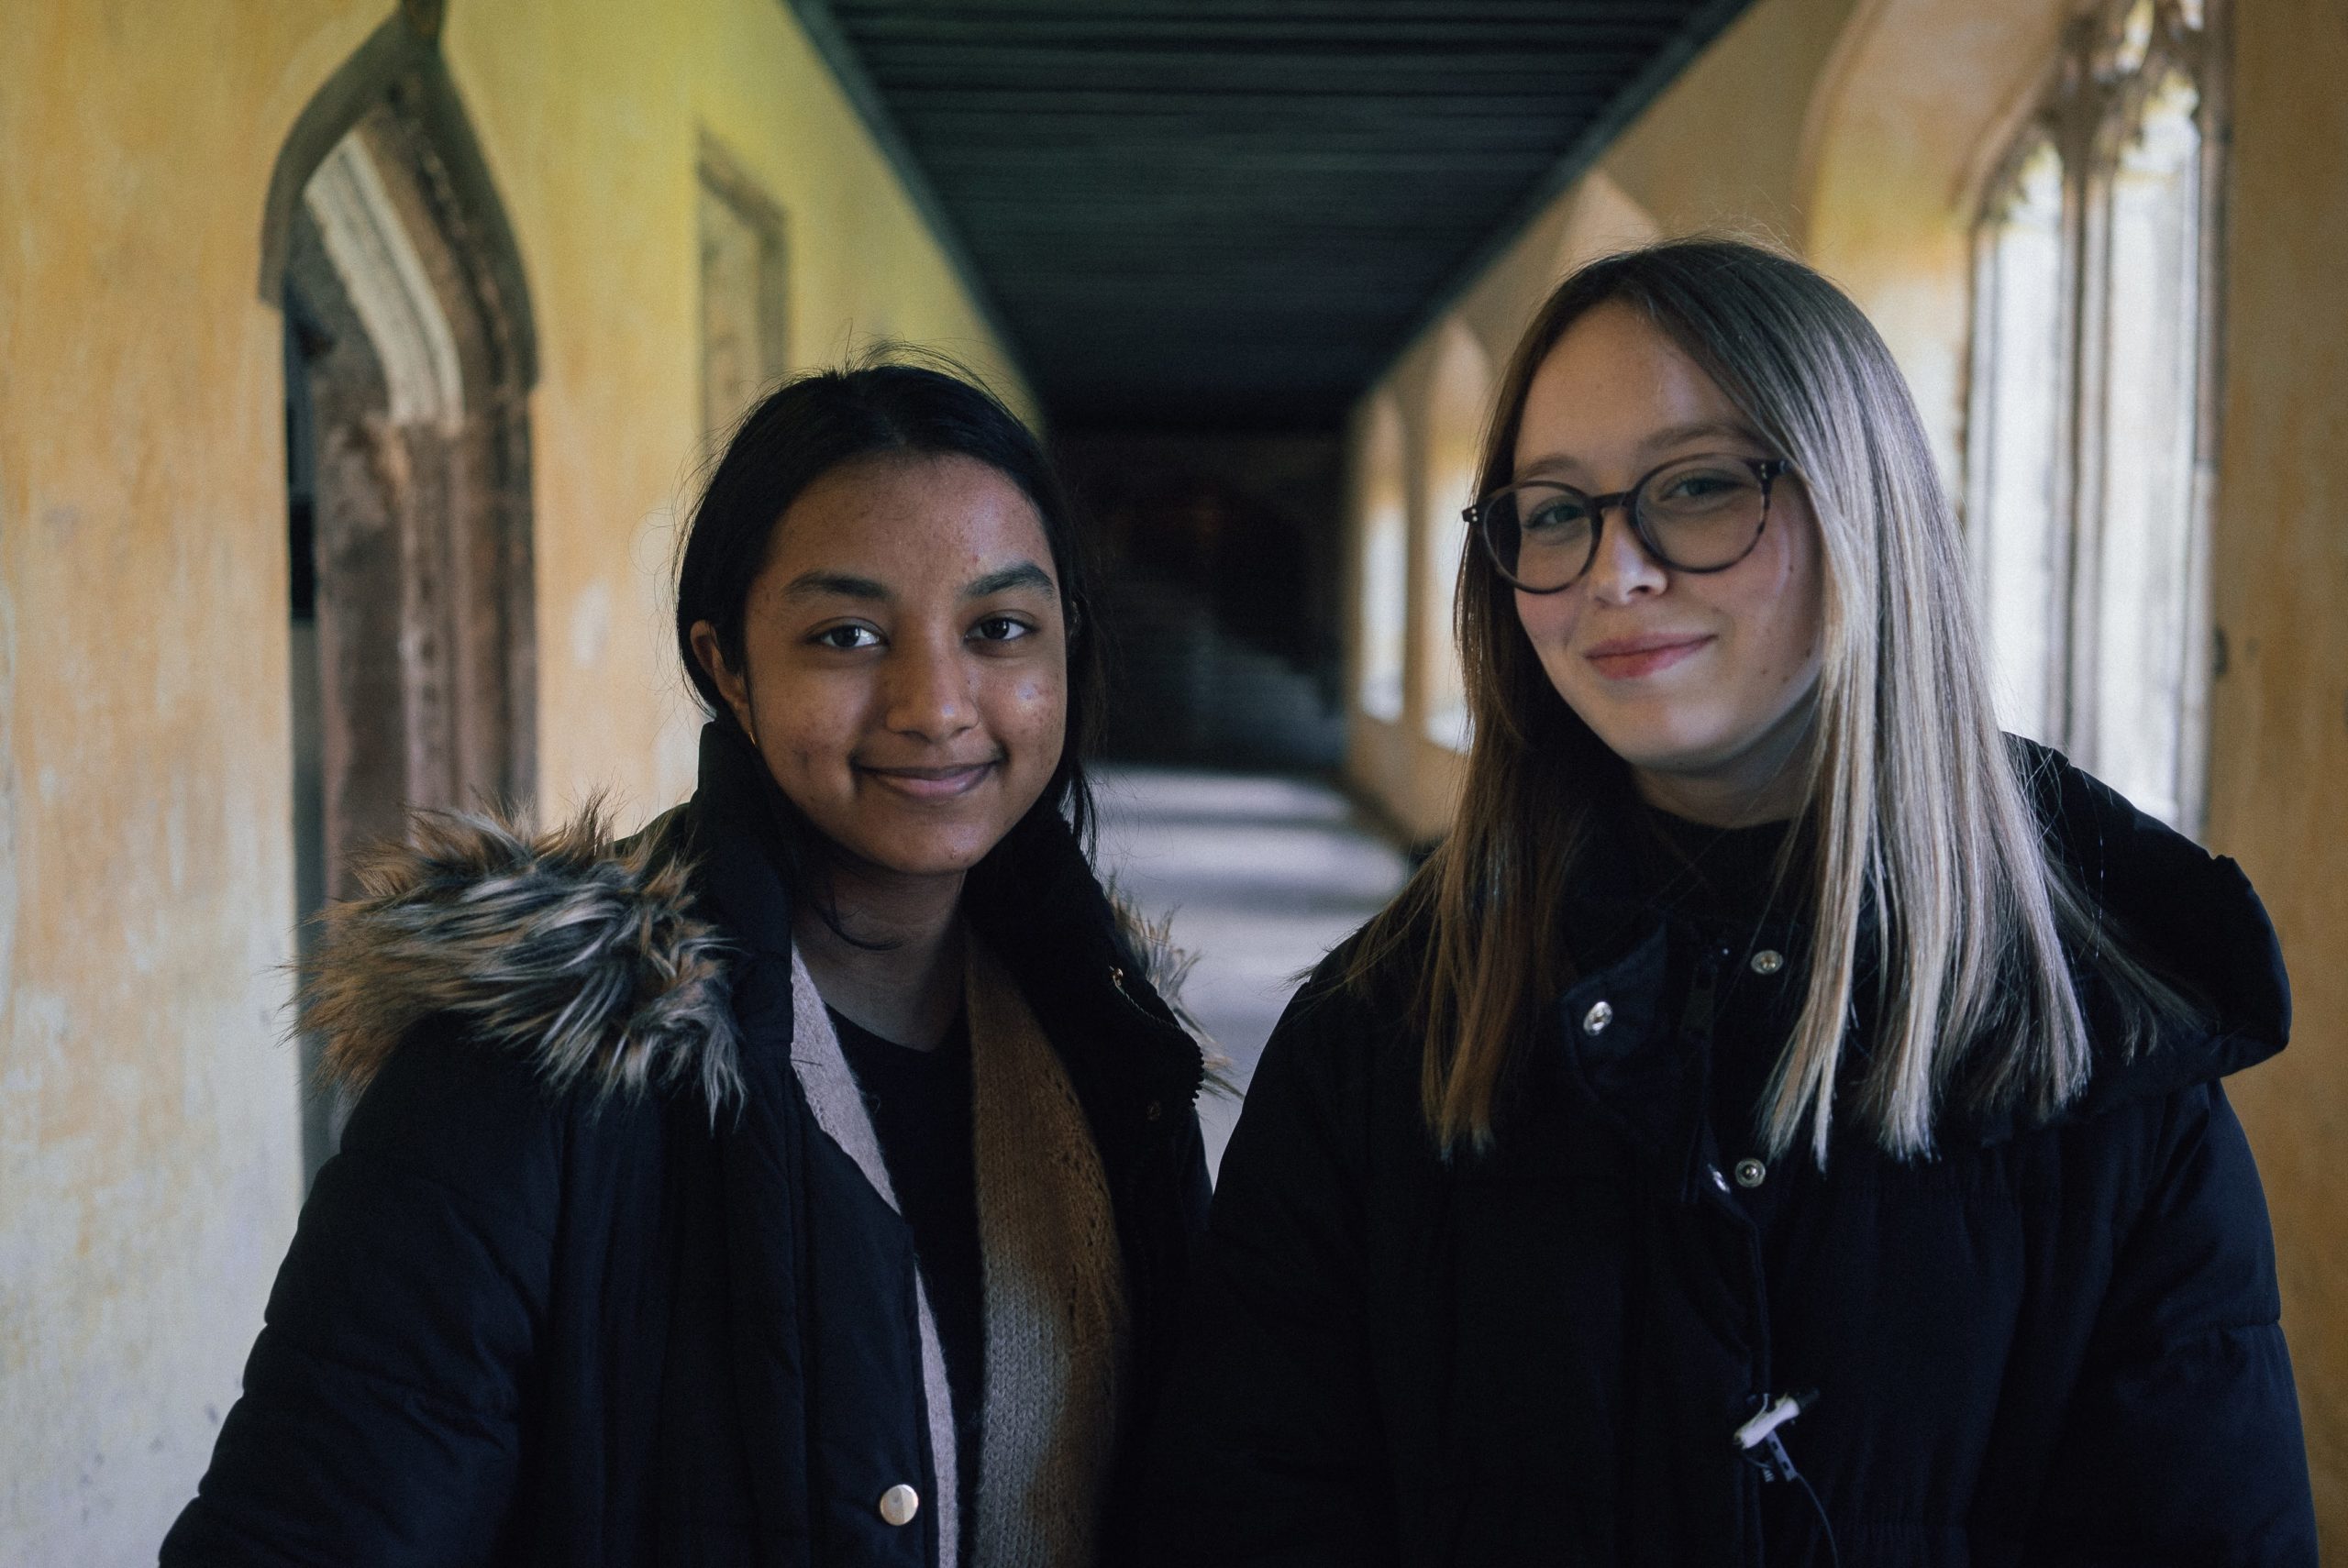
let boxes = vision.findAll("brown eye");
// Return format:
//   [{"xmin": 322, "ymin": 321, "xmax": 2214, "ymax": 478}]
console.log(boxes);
[
  {"xmin": 811, "ymin": 624, "xmax": 882, "ymax": 651},
  {"xmin": 972, "ymin": 613, "xmax": 1036, "ymax": 643}
]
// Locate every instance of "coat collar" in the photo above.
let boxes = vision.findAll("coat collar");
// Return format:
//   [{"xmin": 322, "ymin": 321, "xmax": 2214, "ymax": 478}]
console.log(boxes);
[{"xmin": 1539, "ymin": 744, "xmax": 2290, "ymax": 1165}]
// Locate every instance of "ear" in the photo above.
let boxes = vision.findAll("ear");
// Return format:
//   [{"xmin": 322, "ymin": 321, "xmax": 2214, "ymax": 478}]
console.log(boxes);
[{"xmin": 689, "ymin": 620, "xmax": 759, "ymax": 743}]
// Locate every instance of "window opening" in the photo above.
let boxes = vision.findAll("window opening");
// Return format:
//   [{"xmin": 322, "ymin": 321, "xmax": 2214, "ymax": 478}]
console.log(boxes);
[
  {"xmin": 1967, "ymin": 138, "xmax": 2068, "ymax": 744},
  {"xmin": 1964, "ymin": 0, "xmax": 2217, "ymax": 833},
  {"xmin": 2088, "ymin": 68, "xmax": 2204, "ymax": 826},
  {"xmin": 1357, "ymin": 398, "xmax": 1409, "ymax": 723},
  {"xmin": 1420, "ymin": 326, "xmax": 1491, "ymax": 752}
]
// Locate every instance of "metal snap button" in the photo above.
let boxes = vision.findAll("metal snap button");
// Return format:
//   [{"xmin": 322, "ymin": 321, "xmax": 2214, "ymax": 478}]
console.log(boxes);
[
  {"xmin": 1581, "ymin": 999, "xmax": 1613, "ymax": 1035},
  {"xmin": 879, "ymin": 1484, "xmax": 920, "ymax": 1526},
  {"xmin": 1750, "ymin": 949, "xmax": 1784, "ymax": 976},
  {"xmin": 1733, "ymin": 1157, "xmax": 1767, "ymax": 1189}
]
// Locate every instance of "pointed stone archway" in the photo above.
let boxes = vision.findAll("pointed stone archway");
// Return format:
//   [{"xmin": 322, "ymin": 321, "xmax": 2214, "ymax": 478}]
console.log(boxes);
[{"xmin": 264, "ymin": 12, "xmax": 537, "ymax": 1179}]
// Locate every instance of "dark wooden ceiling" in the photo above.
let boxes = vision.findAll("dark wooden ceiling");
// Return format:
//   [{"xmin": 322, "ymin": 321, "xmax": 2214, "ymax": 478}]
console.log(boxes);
[{"xmin": 789, "ymin": 0, "xmax": 1753, "ymax": 431}]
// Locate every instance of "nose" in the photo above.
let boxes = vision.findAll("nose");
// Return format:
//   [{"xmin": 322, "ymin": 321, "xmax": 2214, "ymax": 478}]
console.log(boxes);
[
  {"xmin": 884, "ymin": 630, "xmax": 980, "ymax": 743},
  {"xmin": 1582, "ymin": 501, "xmax": 1668, "ymax": 605}
]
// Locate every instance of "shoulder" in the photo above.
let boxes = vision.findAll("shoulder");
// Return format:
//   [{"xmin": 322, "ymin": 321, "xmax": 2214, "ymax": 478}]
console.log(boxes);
[
  {"xmin": 1247, "ymin": 925, "xmax": 1426, "ymax": 1129},
  {"xmin": 1280, "ymin": 925, "xmax": 1406, "ymax": 1046},
  {"xmin": 2014, "ymin": 739, "xmax": 2280, "ymax": 1012},
  {"xmin": 2005, "ymin": 740, "xmax": 2290, "ymax": 1118},
  {"xmin": 302, "ymin": 800, "xmax": 744, "ymax": 1122}
]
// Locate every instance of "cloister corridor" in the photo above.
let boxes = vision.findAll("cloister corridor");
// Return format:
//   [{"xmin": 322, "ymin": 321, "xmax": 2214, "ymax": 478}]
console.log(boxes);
[
  {"xmin": 12, "ymin": 0, "xmax": 2348, "ymax": 1554},
  {"xmin": 1093, "ymin": 768, "xmax": 1412, "ymax": 1176}
]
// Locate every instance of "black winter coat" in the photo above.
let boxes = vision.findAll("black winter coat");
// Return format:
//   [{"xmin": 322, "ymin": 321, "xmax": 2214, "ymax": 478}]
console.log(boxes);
[
  {"xmin": 1137, "ymin": 754, "xmax": 2316, "ymax": 1566},
  {"xmin": 162, "ymin": 729, "xmax": 1210, "ymax": 1568}
]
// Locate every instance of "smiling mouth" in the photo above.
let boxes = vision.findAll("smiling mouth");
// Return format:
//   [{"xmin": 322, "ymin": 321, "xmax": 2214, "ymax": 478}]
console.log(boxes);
[
  {"xmin": 1584, "ymin": 635, "xmax": 1713, "ymax": 679},
  {"xmin": 856, "ymin": 760, "xmax": 1001, "ymax": 801}
]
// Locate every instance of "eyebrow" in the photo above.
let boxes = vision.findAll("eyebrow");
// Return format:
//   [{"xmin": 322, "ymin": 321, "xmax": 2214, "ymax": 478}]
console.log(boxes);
[
  {"xmin": 1515, "ymin": 419, "xmax": 1760, "ymax": 480},
  {"xmin": 781, "ymin": 570, "xmax": 892, "ymax": 602},
  {"xmin": 964, "ymin": 560, "xmax": 1056, "ymax": 599},
  {"xmin": 777, "ymin": 559, "xmax": 1057, "ymax": 604}
]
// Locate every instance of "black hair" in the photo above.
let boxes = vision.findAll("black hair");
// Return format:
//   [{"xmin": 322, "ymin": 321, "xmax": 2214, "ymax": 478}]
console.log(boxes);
[{"xmin": 674, "ymin": 354, "xmax": 1103, "ymax": 910}]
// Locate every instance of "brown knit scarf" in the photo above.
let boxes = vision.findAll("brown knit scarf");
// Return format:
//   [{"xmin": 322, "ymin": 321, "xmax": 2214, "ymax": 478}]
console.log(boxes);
[{"xmin": 788, "ymin": 940, "xmax": 1130, "ymax": 1568}]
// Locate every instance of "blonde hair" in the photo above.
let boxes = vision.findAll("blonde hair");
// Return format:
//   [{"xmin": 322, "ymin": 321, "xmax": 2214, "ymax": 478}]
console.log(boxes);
[{"xmin": 1351, "ymin": 238, "xmax": 2177, "ymax": 1164}]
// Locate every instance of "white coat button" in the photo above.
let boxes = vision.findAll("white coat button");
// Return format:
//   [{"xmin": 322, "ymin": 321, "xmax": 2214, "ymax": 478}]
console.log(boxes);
[
  {"xmin": 1581, "ymin": 999, "xmax": 1613, "ymax": 1035},
  {"xmin": 1750, "ymin": 949, "xmax": 1784, "ymax": 976},
  {"xmin": 879, "ymin": 1485, "xmax": 920, "ymax": 1526},
  {"xmin": 1733, "ymin": 1157, "xmax": 1767, "ymax": 1189}
]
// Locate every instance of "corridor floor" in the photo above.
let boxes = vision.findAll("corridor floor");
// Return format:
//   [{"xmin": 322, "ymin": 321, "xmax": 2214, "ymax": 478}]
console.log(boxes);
[{"xmin": 1091, "ymin": 767, "xmax": 1413, "ymax": 1177}]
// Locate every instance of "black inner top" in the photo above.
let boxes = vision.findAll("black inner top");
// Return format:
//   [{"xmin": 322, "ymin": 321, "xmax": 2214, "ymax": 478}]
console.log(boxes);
[
  {"xmin": 1632, "ymin": 807, "xmax": 1799, "ymax": 931},
  {"xmin": 831, "ymin": 1005, "xmax": 983, "ymax": 1550}
]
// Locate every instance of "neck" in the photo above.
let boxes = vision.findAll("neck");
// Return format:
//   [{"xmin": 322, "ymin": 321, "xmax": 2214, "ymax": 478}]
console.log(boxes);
[
  {"xmin": 1631, "ymin": 701, "xmax": 1816, "ymax": 828},
  {"xmin": 793, "ymin": 863, "xmax": 968, "ymax": 1050},
  {"xmin": 1634, "ymin": 768, "xmax": 1802, "ymax": 828}
]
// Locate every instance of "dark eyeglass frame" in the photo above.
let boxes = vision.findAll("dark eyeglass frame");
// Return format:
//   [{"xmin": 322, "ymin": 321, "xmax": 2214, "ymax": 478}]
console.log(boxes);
[{"xmin": 1464, "ymin": 454, "xmax": 1792, "ymax": 594}]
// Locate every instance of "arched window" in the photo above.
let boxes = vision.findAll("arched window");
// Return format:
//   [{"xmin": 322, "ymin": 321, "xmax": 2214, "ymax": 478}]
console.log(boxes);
[
  {"xmin": 1965, "ymin": 0, "xmax": 2218, "ymax": 831},
  {"xmin": 1419, "ymin": 323, "xmax": 1492, "ymax": 751},
  {"xmin": 1356, "ymin": 396, "xmax": 1409, "ymax": 723},
  {"xmin": 1967, "ymin": 137, "xmax": 2066, "ymax": 744}
]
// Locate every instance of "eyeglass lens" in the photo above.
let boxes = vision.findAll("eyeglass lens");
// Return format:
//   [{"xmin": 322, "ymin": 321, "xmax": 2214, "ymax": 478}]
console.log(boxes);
[{"xmin": 1480, "ymin": 457, "xmax": 1770, "ymax": 591}]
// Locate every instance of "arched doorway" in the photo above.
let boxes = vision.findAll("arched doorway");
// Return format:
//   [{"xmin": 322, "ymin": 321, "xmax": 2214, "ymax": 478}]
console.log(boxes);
[{"xmin": 265, "ymin": 11, "xmax": 537, "ymax": 1180}]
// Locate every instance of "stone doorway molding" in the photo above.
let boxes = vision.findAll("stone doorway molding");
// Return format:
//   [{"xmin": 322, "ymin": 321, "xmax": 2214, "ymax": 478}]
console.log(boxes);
[{"xmin": 262, "ymin": 8, "xmax": 537, "ymax": 1177}]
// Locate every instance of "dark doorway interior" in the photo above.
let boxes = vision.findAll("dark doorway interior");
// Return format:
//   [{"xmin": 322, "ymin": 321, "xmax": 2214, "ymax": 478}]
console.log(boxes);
[{"xmin": 1059, "ymin": 432, "xmax": 1346, "ymax": 771}]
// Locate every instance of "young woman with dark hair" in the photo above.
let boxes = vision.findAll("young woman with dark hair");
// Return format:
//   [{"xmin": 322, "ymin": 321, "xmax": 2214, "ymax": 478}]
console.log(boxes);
[
  {"xmin": 1137, "ymin": 241, "xmax": 2316, "ymax": 1565},
  {"xmin": 164, "ymin": 360, "xmax": 1209, "ymax": 1568}
]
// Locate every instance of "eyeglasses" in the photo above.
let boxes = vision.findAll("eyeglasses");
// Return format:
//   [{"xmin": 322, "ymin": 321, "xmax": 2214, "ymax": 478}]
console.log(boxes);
[{"xmin": 1465, "ymin": 454, "xmax": 1791, "ymax": 593}]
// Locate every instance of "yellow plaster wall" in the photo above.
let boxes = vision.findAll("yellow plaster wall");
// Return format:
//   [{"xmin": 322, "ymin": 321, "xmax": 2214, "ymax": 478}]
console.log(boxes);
[
  {"xmin": 437, "ymin": 0, "xmax": 1031, "ymax": 816},
  {"xmin": 2, "ymin": 7, "xmax": 327, "ymax": 1557},
  {"xmin": 0, "ymin": 3, "xmax": 1024, "ymax": 1555},
  {"xmin": 2201, "ymin": 0, "xmax": 2348, "ymax": 1538},
  {"xmin": 1600, "ymin": 0, "xmax": 1859, "ymax": 245}
]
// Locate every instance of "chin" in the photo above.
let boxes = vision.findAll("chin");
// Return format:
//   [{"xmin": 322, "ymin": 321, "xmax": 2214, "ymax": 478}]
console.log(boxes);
[
  {"xmin": 840, "ymin": 823, "xmax": 1004, "ymax": 880},
  {"xmin": 1577, "ymin": 701, "xmax": 1738, "ymax": 771}
]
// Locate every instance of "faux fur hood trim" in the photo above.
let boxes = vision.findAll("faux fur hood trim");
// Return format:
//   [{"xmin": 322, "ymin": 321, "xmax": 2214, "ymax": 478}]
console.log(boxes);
[
  {"xmin": 302, "ymin": 804, "xmax": 744, "ymax": 1116},
  {"xmin": 301, "ymin": 802, "xmax": 1210, "ymax": 1120}
]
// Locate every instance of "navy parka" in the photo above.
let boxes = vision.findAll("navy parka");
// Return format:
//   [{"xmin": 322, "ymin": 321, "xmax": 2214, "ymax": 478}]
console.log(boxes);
[{"xmin": 1135, "ymin": 751, "xmax": 2317, "ymax": 1566}]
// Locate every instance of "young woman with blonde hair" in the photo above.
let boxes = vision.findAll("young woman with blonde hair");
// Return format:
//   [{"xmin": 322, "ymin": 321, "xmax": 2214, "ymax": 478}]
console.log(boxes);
[{"xmin": 1139, "ymin": 240, "xmax": 2314, "ymax": 1565}]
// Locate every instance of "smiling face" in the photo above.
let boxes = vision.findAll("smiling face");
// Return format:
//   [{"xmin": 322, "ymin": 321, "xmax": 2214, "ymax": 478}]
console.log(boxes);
[
  {"xmin": 691, "ymin": 450, "xmax": 1068, "ymax": 887},
  {"xmin": 1509, "ymin": 300, "xmax": 1826, "ymax": 824}
]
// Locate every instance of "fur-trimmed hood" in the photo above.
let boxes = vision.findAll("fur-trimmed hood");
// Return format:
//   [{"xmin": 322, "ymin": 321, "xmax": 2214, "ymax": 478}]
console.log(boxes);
[
  {"xmin": 298, "ymin": 800, "xmax": 1205, "ymax": 1120},
  {"xmin": 300, "ymin": 805, "xmax": 745, "ymax": 1115}
]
